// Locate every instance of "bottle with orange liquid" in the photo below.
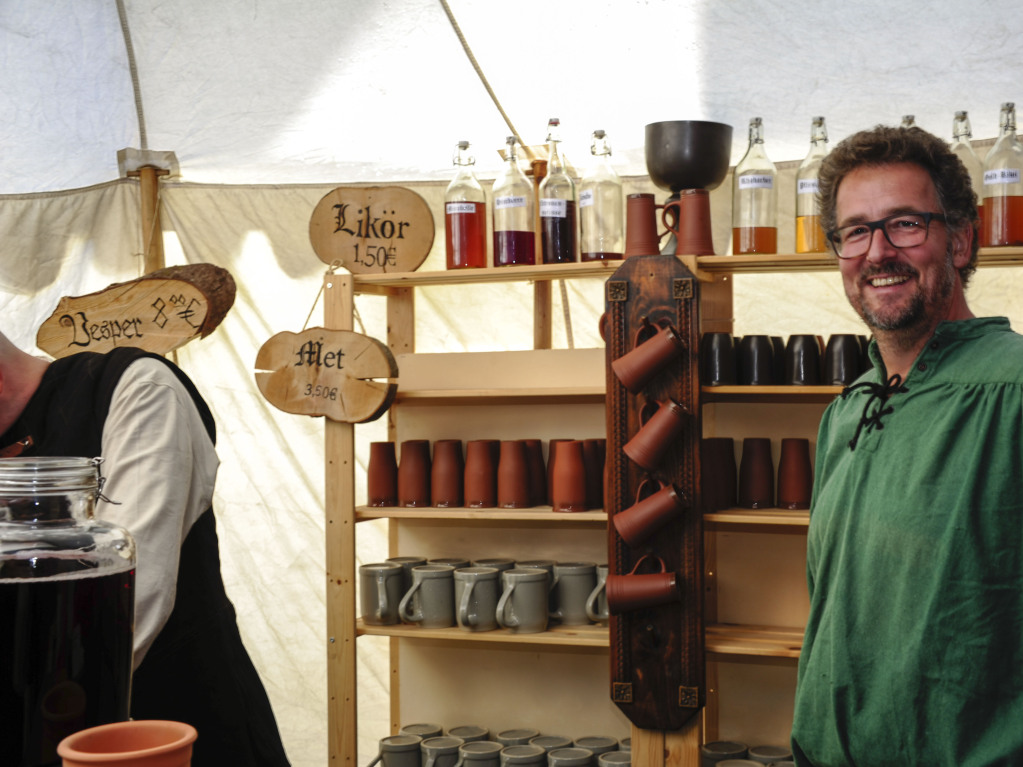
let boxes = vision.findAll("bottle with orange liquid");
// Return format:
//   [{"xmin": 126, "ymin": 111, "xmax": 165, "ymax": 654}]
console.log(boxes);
[
  {"xmin": 795, "ymin": 116, "xmax": 828, "ymax": 253},
  {"xmin": 445, "ymin": 140, "xmax": 487, "ymax": 269},
  {"xmin": 732, "ymin": 117, "xmax": 777, "ymax": 254},
  {"xmin": 982, "ymin": 102, "xmax": 1023, "ymax": 247},
  {"xmin": 950, "ymin": 111, "xmax": 984, "ymax": 235},
  {"xmin": 492, "ymin": 136, "xmax": 536, "ymax": 266}
]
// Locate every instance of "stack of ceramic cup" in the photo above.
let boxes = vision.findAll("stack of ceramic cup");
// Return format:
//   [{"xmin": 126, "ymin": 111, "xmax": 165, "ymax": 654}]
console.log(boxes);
[
  {"xmin": 700, "ymin": 437, "xmax": 814, "ymax": 512},
  {"xmin": 699, "ymin": 332, "xmax": 873, "ymax": 386}
]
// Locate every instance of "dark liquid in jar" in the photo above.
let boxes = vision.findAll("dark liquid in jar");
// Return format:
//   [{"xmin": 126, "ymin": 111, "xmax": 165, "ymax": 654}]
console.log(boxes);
[
  {"xmin": 1, "ymin": 566, "xmax": 135, "ymax": 766},
  {"xmin": 541, "ymin": 200, "xmax": 578, "ymax": 264},
  {"xmin": 494, "ymin": 230, "xmax": 536, "ymax": 266}
]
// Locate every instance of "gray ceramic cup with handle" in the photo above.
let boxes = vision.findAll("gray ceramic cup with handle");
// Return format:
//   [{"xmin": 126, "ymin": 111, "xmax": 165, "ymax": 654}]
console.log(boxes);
[
  {"xmin": 421, "ymin": 737, "xmax": 466, "ymax": 767},
  {"xmin": 550, "ymin": 561, "xmax": 598, "ymax": 625},
  {"xmin": 500, "ymin": 744, "xmax": 547, "ymax": 767},
  {"xmin": 398, "ymin": 565, "xmax": 455, "ymax": 628},
  {"xmin": 547, "ymin": 747, "xmax": 595, "ymax": 767},
  {"xmin": 455, "ymin": 567, "xmax": 500, "ymax": 632},
  {"xmin": 585, "ymin": 564, "xmax": 609, "ymax": 624},
  {"xmin": 496, "ymin": 568, "xmax": 549, "ymax": 633},
  {"xmin": 359, "ymin": 562, "xmax": 404, "ymax": 625},
  {"xmin": 364, "ymin": 734, "xmax": 422, "ymax": 767},
  {"xmin": 454, "ymin": 740, "xmax": 503, "ymax": 767}
]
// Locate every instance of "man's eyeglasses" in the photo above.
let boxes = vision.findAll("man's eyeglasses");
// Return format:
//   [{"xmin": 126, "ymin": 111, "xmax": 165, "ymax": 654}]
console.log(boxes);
[{"xmin": 826, "ymin": 212, "xmax": 947, "ymax": 259}]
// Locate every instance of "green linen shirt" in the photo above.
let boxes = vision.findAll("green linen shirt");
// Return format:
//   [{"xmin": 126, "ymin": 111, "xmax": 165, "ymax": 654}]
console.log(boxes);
[{"xmin": 792, "ymin": 317, "xmax": 1023, "ymax": 767}]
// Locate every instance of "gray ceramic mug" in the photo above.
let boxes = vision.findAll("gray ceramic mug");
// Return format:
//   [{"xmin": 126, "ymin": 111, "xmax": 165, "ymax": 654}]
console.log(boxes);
[
  {"xmin": 454, "ymin": 741, "xmax": 503, "ymax": 767},
  {"xmin": 573, "ymin": 737, "xmax": 617, "ymax": 757},
  {"xmin": 517, "ymin": 559, "xmax": 557, "ymax": 612},
  {"xmin": 500, "ymin": 744, "xmax": 547, "ymax": 767},
  {"xmin": 496, "ymin": 568, "xmax": 549, "ymax": 634},
  {"xmin": 547, "ymin": 747, "xmax": 594, "ymax": 767},
  {"xmin": 530, "ymin": 736, "xmax": 573, "ymax": 754},
  {"xmin": 422, "ymin": 737, "xmax": 466, "ymax": 767},
  {"xmin": 496, "ymin": 728, "xmax": 541, "ymax": 746},
  {"xmin": 597, "ymin": 753, "xmax": 631, "ymax": 767},
  {"xmin": 399, "ymin": 565, "xmax": 455, "ymax": 628},
  {"xmin": 399, "ymin": 723, "xmax": 443, "ymax": 739},
  {"xmin": 550, "ymin": 562, "xmax": 598, "ymax": 625},
  {"xmin": 386, "ymin": 555, "xmax": 427, "ymax": 595},
  {"xmin": 365, "ymin": 735, "xmax": 422, "ymax": 767},
  {"xmin": 585, "ymin": 564, "xmax": 609, "ymax": 624},
  {"xmin": 447, "ymin": 725, "xmax": 489, "ymax": 743},
  {"xmin": 455, "ymin": 567, "xmax": 500, "ymax": 632},
  {"xmin": 359, "ymin": 562, "xmax": 404, "ymax": 625}
]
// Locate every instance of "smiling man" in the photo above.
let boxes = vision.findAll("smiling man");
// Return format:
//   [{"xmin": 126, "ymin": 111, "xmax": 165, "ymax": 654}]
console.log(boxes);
[{"xmin": 790, "ymin": 126, "xmax": 1023, "ymax": 766}]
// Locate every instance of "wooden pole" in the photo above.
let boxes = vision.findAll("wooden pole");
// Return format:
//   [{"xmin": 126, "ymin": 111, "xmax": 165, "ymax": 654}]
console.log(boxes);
[
  {"xmin": 531, "ymin": 159, "xmax": 552, "ymax": 350},
  {"xmin": 129, "ymin": 165, "xmax": 170, "ymax": 274}
]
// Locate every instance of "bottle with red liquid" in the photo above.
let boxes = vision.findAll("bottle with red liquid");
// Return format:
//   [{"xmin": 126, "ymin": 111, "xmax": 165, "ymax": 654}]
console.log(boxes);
[
  {"xmin": 982, "ymin": 102, "xmax": 1023, "ymax": 247},
  {"xmin": 795, "ymin": 116, "xmax": 828, "ymax": 253},
  {"xmin": 492, "ymin": 135, "xmax": 536, "ymax": 266},
  {"xmin": 445, "ymin": 140, "xmax": 487, "ymax": 269},
  {"xmin": 950, "ymin": 110, "xmax": 984, "ymax": 235},
  {"xmin": 538, "ymin": 118, "xmax": 578, "ymax": 264},
  {"xmin": 579, "ymin": 129, "xmax": 624, "ymax": 261},
  {"xmin": 732, "ymin": 117, "xmax": 778, "ymax": 254},
  {"xmin": 1, "ymin": 457, "xmax": 136, "ymax": 767}
]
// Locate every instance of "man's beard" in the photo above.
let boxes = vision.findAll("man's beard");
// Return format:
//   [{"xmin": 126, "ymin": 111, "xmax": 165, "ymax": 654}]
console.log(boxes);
[{"xmin": 854, "ymin": 244, "xmax": 957, "ymax": 333}]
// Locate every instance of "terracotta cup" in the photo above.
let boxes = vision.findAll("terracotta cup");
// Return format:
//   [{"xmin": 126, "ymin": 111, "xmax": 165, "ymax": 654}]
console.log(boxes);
[
  {"xmin": 367, "ymin": 441, "xmax": 398, "ymax": 507},
  {"xmin": 464, "ymin": 439, "xmax": 497, "ymax": 508},
  {"xmin": 823, "ymin": 334, "xmax": 863, "ymax": 385},
  {"xmin": 699, "ymin": 332, "xmax": 737, "ymax": 386},
  {"xmin": 605, "ymin": 554, "xmax": 680, "ymax": 615},
  {"xmin": 397, "ymin": 439, "xmax": 431, "ymax": 507},
  {"xmin": 613, "ymin": 477, "xmax": 687, "ymax": 547},
  {"xmin": 776, "ymin": 437, "xmax": 813, "ymax": 510},
  {"xmin": 551, "ymin": 440, "xmax": 588, "ymax": 513},
  {"xmin": 622, "ymin": 398, "xmax": 688, "ymax": 472},
  {"xmin": 737, "ymin": 335, "xmax": 775, "ymax": 385},
  {"xmin": 784, "ymin": 334, "xmax": 823, "ymax": 386},
  {"xmin": 582, "ymin": 438, "xmax": 606, "ymax": 510},
  {"xmin": 700, "ymin": 437, "xmax": 737, "ymax": 511},
  {"xmin": 546, "ymin": 439, "xmax": 573, "ymax": 505},
  {"xmin": 497, "ymin": 440, "xmax": 531, "ymax": 509},
  {"xmin": 519, "ymin": 439, "xmax": 547, "ymax": 507},
  {"xmin": 431, "ymin": 439, "xmax": 464, "ymax": 508},
  {"xmin": 624, "ymin": 193, "xmax": 663, "ymax": 258},
  {"xmin": 611, "ymin": 319, "xmax": 686, "ymax": 394},
  {"xmin": 662, "ymin": 188, "xmax": 715, "ymax": 255},
  {"xmin": 738, "ymin": 437, "xmax": 774, "ymax": 509},
  {"xmin": 57, "ymin": 720, "xmax": 197, "ymax": 767}
]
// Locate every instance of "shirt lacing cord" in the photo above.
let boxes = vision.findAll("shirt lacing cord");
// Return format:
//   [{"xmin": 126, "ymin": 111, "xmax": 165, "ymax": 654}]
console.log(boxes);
[{"xmin": 841, "ymin": 373, "xmax": 908, "ymax": 451}]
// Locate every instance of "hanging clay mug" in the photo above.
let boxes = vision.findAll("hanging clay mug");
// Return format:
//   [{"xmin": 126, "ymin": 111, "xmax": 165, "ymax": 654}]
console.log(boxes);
[
  {"xmin": 613, "ymin": 477, "xmax": 688, "ymax": 547},
  {"xmin": 611, "ymin": 317, "xmax": 687, "ymax": 394},
  {"xmin": 605, "ymin": 554, "xmax": 680, "ymax": 614}
]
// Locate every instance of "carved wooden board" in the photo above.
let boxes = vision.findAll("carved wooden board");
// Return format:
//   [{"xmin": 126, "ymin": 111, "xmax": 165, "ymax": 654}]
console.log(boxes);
[
  {"xmin": 604, "ymin": 254, "xmax": 704, "ymax": 731},
  {"xmin": 37, "ymin": 264, "xmax": 236, "ymax": 359},
  {"xmin": 308, "ymin": 186, "xmax": 434, "ymax": 273},
  {"xmin": 254, "ymin": 328, "xmax": 397, "ymax": 423}
]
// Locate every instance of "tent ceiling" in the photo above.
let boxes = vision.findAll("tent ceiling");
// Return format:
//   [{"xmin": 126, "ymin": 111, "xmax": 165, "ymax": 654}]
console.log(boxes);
[{"xmin": 2, "ymin": 0, "xmax": 1021, "ymax": 194}]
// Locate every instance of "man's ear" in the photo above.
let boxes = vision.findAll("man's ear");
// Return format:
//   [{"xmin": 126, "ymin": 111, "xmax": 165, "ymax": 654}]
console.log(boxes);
[{"xmin": 952, "ymin": 223, "xmax": 974, "ymax": 270}]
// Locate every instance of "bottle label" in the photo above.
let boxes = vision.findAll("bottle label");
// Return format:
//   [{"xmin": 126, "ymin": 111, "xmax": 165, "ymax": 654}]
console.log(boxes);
[
  {"xmin": 540, "ymin": 199, "xmax": 568, "ymax": 218},
  {"xmin": 579, "ymin": 189, "xmax": 595, "ymax": 207},
  {"xmin": 739, "ymin": 174, "xmax": 774, "ymax": 190},
  {"xmin": 446, "ymin": 202, "xmax": 477, "ymax": 215},
  {"xmin": 984, "ymin": 168, "xmax": 1021, "ymax": 186},
  {"xmin": 495, "ymin": 195, "xmax": 528, "ymax": 210},
  {"xmin": 797, "ymin": 179, "xmax": 819, "ymax": 195}
]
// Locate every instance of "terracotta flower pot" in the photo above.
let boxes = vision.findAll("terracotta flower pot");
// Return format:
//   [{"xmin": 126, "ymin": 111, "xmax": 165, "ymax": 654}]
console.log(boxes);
[{"xmin": 57, "ymin": 720, "xmax": 197, "ymax": 767}]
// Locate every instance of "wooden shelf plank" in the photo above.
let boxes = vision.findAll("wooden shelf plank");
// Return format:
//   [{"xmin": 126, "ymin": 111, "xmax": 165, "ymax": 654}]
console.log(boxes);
[
  {"xmin": 395, "ymin": 385, "xmax": 606, "ymax": 405},
  {"xmin": 702, "ymin": 385, "xmax": 842, "ymax": 404},
  {"xmin": 356, "ymin": 506, "xmax": 607, "ymax": 523},
  {"xmin": 351, "ymin": 260, "xmax": 623, "ymax": 294},
  {"xmin": 357, "ymin": 619, "xmax": 610, "ymax": 647},
  {"xmin": 706, "ymin": 623, "xmax": 804, "ymax": 660},
  {"xmin": 704, "ymin": 508, "xmax": 809, "ymax": 533}
]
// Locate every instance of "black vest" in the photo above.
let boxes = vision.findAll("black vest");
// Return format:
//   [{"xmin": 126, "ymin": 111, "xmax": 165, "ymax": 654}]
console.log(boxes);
[{"xmin": 2, "ymin": 348, "xmax": 290, "ymax": 766}]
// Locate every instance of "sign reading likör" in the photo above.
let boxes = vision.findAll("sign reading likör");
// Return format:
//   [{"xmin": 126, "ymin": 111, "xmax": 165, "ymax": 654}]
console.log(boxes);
[{"xmin": 309, "ymin": 186, "xmax": 434, "ymax": 273}]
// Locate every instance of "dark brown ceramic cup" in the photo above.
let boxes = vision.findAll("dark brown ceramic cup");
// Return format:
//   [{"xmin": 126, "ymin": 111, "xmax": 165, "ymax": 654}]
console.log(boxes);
[
  {"xmin": 431, "ymin": 439, "xmax": 464, "ymax": 507},
  {"xmin": 700, "ymin": 437, "xmax": 737, "ymax": 512},
  {"xmin": 623, "ymin": 398, "xmax": 688, "ymax": 472},
  {"xmin": 582, "ymin": 438, "xmax": 606, "ymax": 510},
  {"xmin": 823, "ymin": 334, "xmax": 863, "ymax": 385},
  {"xmin": 398, "ymin": 439, "xmax": 431, "ymax": 507},
  {"xmin": 699, "ymin": 332, "xmax": 737, "ymax": 386},
  {"xmin": 738, "ymin": 437, "xmax": 774, "ymax": 509},
  {"xmin": 464, "ymin": 439, "xmax": 497, "ymax": 508},
  {"xmin": 784, "ymin": 334, "xmax": 823, "ymax": 386},
  {"xmin": 605, "ymin": 554, "xmax": 680, "ymax": 614},
  {"xmin": 737, "ymin": 335, "xmax": 775, "ymax": 385},
  {"xmin": 367, "ymin": 441, "xmax": 398, "ymax": 507},
  {"xmin": 519, "ymin": 439, "xmax": 547, "ymax": 507},
  {"xmin": 613, "ymin": 477, "xmax": 687, "ymax": 547},
  {"xmin": 776, "ymin": 437, "xmax": 813, "ymax": 510}
]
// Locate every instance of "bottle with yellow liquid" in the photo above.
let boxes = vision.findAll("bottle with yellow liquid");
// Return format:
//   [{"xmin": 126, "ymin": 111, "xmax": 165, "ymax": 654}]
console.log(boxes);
[
  {"xmin": 795, "ymin": 116, "xmax": 828, "ymax": 253},
  {"xmin": 982, "ymin": 102, "xmax": 1023, "ymax": 247},
  {"xmin": 732, "ymin": 117, "xmax": 777, "ymax": 254},
  {"xmin": 950, "ymin": 110, "xmax": 984, "ymax": 233}
]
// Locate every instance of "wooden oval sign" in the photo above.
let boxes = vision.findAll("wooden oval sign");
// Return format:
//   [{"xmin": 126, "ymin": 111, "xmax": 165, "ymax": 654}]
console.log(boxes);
[
  {"xmin": 309, "ymin": 186, "xmax": 434, "ymax": 273},
  {"xmin": 254, "ymin": 328, "xmax": 397, "ymax": 423}
]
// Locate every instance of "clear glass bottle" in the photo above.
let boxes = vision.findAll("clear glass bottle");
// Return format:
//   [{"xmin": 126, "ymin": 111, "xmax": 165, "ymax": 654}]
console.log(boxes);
[
  {"xmin": 732, "ymin": 117, "xmax": 778, "ymax": 254},
  {"xmin": 444, "ymin": 140, "xmax": 487, "ymax": 269},
  {"xmin": 578, "ymin": 129, "xmax": 624, "ymax": 261},
  {"xmin": 795, "ymin": 116, "xmax": 829, "ymax": 253},
  {"xmin": 901, "ymin": 115, "xmax": 916, "ymax": 128},
  {"xmin": 492, "ymin": 136, "xmax": 536, "ymax": 266},
  {"xmin": 538, "ymin": 118, "xmax": 578, "ymax": 264},
  {"xmin": 0, "ymin": 457, "xmax": 136, "ymax": 766},
  {"xmin": 982, "ymin": 102, "xmax": 1023, "ymax": 247},
  {"xmin": 950, "ymin": 110, "xmax": 984, "ymax": 230}
]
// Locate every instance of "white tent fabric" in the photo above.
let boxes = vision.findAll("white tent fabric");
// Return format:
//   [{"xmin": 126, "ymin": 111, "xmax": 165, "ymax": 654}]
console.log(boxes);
[{"xmin": 4, "ymin": 3, "xmax": 1023, "ymax": 766}]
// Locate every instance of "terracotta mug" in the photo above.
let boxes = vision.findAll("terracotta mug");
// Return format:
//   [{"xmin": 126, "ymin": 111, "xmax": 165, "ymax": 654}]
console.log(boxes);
[
  {"xmin": 738, "ymin": 437, "xmax": 774, "ymax": 509},
  {"xmin": 776, "ymin": 437, "xmax": 813, "ymax": 510},
  {"xmin": 624, "ymin": 193, "xmax": 664, "ymax": 258},
  {"xmin": 662, "ymin": 188, "xmax": 715, "ymax": 256},
  {"xmin": 611, "ymin": 318, "xmax": 686, "ymax": 394},
  {"xmin": 57, "ymin": 720, "xmax": 197, "ymax": 767},
  {"xmin": 613, "ymin": 477, "xmax": 687, "ymax": 547},
  {"xmin": 622, "ymin": 398, "xmax": 689, "ymax": 472},
  {"xmin": 605, "ymin": 554, "xmax": 680, "ymax": 615},
  {"xmin": 546, "ymin": 439, "xmax": 573, "ymax": 505},
  {"xmin": 431, "ymin": 439, "xmax": 464, "ymax": 507},
  {"xmin": 464, "ymin": 439, "xmax": 497, "ymax": 508},
  {"xmin": 551, "ymin": 440, "xmax": 588, "ymax": 513},
  {"xmin": 497, "ymin": 440, "xmax": 531, "ymax": 509},
  {"xmin": 397, "ymin": 439, "xmax": 431, "ymax": 507},
  {"xmin": 367, "ymin": 441, "xmax": 398, "ymax": 507}
]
